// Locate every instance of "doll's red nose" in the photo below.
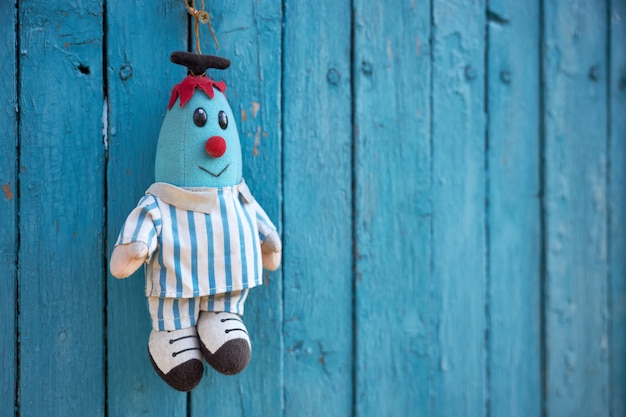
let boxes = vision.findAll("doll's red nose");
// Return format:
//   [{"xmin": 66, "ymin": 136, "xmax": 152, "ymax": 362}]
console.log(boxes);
[{"xmin": 205, "ymin": 136, "xmax": 226, "ymax": 158}]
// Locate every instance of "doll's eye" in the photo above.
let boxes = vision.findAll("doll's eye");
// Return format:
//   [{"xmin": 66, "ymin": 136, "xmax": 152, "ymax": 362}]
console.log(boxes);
[
  {"xmin": 218, "ymin": 111, "xmax": 228, "ymax": 130},
  {"xmin": 193, "ymin": 108, "xmax": 207, "ymax": 127}
]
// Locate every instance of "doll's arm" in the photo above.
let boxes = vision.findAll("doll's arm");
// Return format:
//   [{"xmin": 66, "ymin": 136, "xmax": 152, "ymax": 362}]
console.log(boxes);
[
  {"xmin": 253, "ymin": 198, "xmax": 282, "ymax": 271},
  {"xmin": 110, "ymin": 242, "xmax": 149, "ymax": 279},
  {"xmin": 110, "ymin": 194, "xmax": 160, "ymax": 278},
  {"xmin": 261, "ymin": 230, "xmax": 282, "ymax": 271}
]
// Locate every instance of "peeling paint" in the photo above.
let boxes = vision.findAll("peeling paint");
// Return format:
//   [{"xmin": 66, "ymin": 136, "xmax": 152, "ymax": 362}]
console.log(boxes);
[
  {"xmin": 251, "ymin": 101, "xmax": 260, "ymax": 118},
  {"xmin": 2, "ymin": 183, "xmax": 13, "ymax": 200},
  {"xmin": 253, "ymin": 126, "xmax": 261, "ymax": 156}
]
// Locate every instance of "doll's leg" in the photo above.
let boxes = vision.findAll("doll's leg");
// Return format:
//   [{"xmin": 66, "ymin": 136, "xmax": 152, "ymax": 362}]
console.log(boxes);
[
  {"xmin": 196, "ymin": 290, "xmax": 251, "ymax": 375},
  {"xmin": 146, "ymin": 296, "xmax": 204, "ymax": 391}
]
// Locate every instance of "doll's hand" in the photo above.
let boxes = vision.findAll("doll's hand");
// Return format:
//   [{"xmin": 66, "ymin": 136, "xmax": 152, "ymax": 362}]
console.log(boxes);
[
  {"xmin": 262, "ymin": 230, "xmax": 282, "ymax": 252},
  {"xmin": 261, "ymin": 230, "xmax": 282, "ymax": 271},
  {"xmin": 110, "ymin": 242, "xmax": 149, "ymax": 279}
]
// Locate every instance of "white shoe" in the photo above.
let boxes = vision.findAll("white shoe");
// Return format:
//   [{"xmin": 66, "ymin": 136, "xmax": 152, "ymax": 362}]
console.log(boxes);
[
  {"xmin": 148, "ymin": 327, "xmax": 204, "ymax": 391},
  {"xmin": 197, "ymin": 311, "xmax": 251, "ymax": 375}
]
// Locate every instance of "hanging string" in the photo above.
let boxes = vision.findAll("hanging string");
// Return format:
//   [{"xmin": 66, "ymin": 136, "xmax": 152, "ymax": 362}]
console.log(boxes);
[{"xmin": 184, "ymin": 0, "xmax": 220, "ymax": 53}]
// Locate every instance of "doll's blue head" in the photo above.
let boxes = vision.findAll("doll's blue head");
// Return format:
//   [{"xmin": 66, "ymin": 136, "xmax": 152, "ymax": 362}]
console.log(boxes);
[{"xmin": 154, "ymin": 75, "xmax": 242, "ymax": 188}]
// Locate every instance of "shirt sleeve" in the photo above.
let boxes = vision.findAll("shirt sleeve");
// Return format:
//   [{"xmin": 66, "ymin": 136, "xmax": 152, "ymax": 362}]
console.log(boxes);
[
  {"xmin": 254, "ymin": 201, "xmax": 277, "ymax": 242},
  {"xmin": 115, "ymin": 194, "xmax": 161, "ymax": 261}
]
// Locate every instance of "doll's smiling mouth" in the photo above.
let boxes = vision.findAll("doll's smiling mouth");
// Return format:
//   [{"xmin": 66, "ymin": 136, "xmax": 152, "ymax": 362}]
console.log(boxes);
[{"xmin": 198, "ymin": 164, "xmax": 229, "ymax": 178}]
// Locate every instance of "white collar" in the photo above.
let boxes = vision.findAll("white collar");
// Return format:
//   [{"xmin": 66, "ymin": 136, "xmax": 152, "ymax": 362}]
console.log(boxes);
[{"xmin": 146, "ymin": 180, "xmax": 254, "ymax": 214}]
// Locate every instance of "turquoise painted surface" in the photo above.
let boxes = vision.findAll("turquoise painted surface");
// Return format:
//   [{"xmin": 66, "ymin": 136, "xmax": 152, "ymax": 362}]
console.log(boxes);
[
  {"xmin": 283, "ymin": 1, "xmax": 353, "ymax": 415},
  {"xmin": 487, "ymin": 1, "xmax": 542, "ymax": 415},
  {"xmin": 544, "ymin": 2, "xmax": 610, "ymax": 415},
  {"xmin": 610, "ymin": 0, "xmax": 626, "ymax": 415},
  {"xmin": 0, "ymin": 1, "xmax": 17, "ymax": 415},
  {"xmin": 431, "ymin": 1, "xmax": 487, "ymax": 415},
  {"xmin": 353, "ymin": 0, "xmax": 431, "ymax": 414},
  {"xmin": 17, "ymin": 1, "xmax": 106, "ymax": 415},
  {"xmin": 2, "ymin": 0, "xmax": 626, "ymax": 416}
]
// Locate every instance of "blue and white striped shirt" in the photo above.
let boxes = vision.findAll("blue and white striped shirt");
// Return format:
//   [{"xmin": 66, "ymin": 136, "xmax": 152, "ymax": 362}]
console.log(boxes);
[{"xmin": 115, "ymin": 180, "xmax": 276, "ymax": 298}]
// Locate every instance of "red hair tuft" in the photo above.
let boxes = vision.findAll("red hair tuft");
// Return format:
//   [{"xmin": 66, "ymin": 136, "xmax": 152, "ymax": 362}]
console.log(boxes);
[{"xmin": 167, "ymin": 75, "xmax": 227, "ymax": 109}]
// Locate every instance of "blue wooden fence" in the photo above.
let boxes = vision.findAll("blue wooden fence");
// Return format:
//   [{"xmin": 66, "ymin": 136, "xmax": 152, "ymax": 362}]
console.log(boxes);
[{"xmin": 1, "ymin": 0, "xmax": 625, "ymax": 416}]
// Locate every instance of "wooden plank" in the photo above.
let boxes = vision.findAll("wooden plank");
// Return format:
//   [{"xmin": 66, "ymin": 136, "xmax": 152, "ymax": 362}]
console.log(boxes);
[
  {"xmin": 352, "ymin": 1, "xmax": 432, "ymax": 415},
  {"xmin": 189, "ymin": 2, "xmax": 284, "ymax": 416},
  {"xmin": 430, "ymin": 0, "xmax": 487, "ymax": 415},
  {"xmin": 609, "ymin": 1, "xmax": 626, "ymax": 415},
  {"xmin": 543, "ymin": 1, "xmax": 610, "ymax": 415},
  {"xmin": 281, "ymin": 1, "xmax": 353, "ymax": 415},
  {"xmin": 17, "ymin": 1, "xmax": 106, "ymax": 415},
  {"xmin": 105, "ymin": 1, "xmax": 189, "ymax": 415},
  {"xmin": 0, "ymin": 1, "xmax": 17, "ymax": 414},
  {"xmin": 486, "ymin": 1, "xmax": 542, "ymax": 416}
]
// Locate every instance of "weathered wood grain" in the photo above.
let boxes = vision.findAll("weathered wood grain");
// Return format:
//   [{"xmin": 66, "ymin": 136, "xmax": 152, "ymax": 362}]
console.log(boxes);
[
  {"xmin": 105, "ymin": 0, "xmax": 188, "ymax": 415},
  {"xmin": 189, "ymin": 2, "xmax": 284, "ymax": 416},
  {"xmin": 0, "ymin": 1, "xmax": 17, "ymax": 414},
  {"xmin": 281, "ymin": 1, "xmax": 353, "ymax": 415},
  {"xmin": 353, "ymin": 1, "xmax": 432, "ymax": 415},
  {"xmin": 17, "ymin": 1, "xmax": 106, "ymax": 415},
  {"xmin": 609, "ymin": 1, "xmax": 626, "ymax": 415},
  {"xmin": 486, "ymin": 1, "xmax": 542, "ymax": 415},
  {"xmin": 543, "ymin": 1, "xmax": 610, "ymax": 415},
  {"xmin": 430, "ymin": 0, "xmax": 487, "ymax": 415}
]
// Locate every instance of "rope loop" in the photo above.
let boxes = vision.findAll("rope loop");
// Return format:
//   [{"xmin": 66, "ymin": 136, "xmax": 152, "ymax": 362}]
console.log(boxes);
[{"xmin": 184, "ymin": 0, "xmax": 220, "ymax": 53}]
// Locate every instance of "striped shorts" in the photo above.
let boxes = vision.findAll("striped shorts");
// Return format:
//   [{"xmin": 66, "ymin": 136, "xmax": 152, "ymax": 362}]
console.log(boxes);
[{"xmin": 147, "ymin": 289, "xmax": 250, "ymax": 331}]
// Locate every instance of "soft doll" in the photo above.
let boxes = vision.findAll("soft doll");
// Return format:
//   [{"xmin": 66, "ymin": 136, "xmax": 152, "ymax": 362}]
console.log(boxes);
[{"xmin": 110, "ymin": 52, "xmax": 281, "ymax": 392}]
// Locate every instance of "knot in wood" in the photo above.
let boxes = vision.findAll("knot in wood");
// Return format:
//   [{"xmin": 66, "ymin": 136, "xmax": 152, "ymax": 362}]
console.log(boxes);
[{"xmin": 326, "ymin": 68, "xmax": 340, "ymax": 85}]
